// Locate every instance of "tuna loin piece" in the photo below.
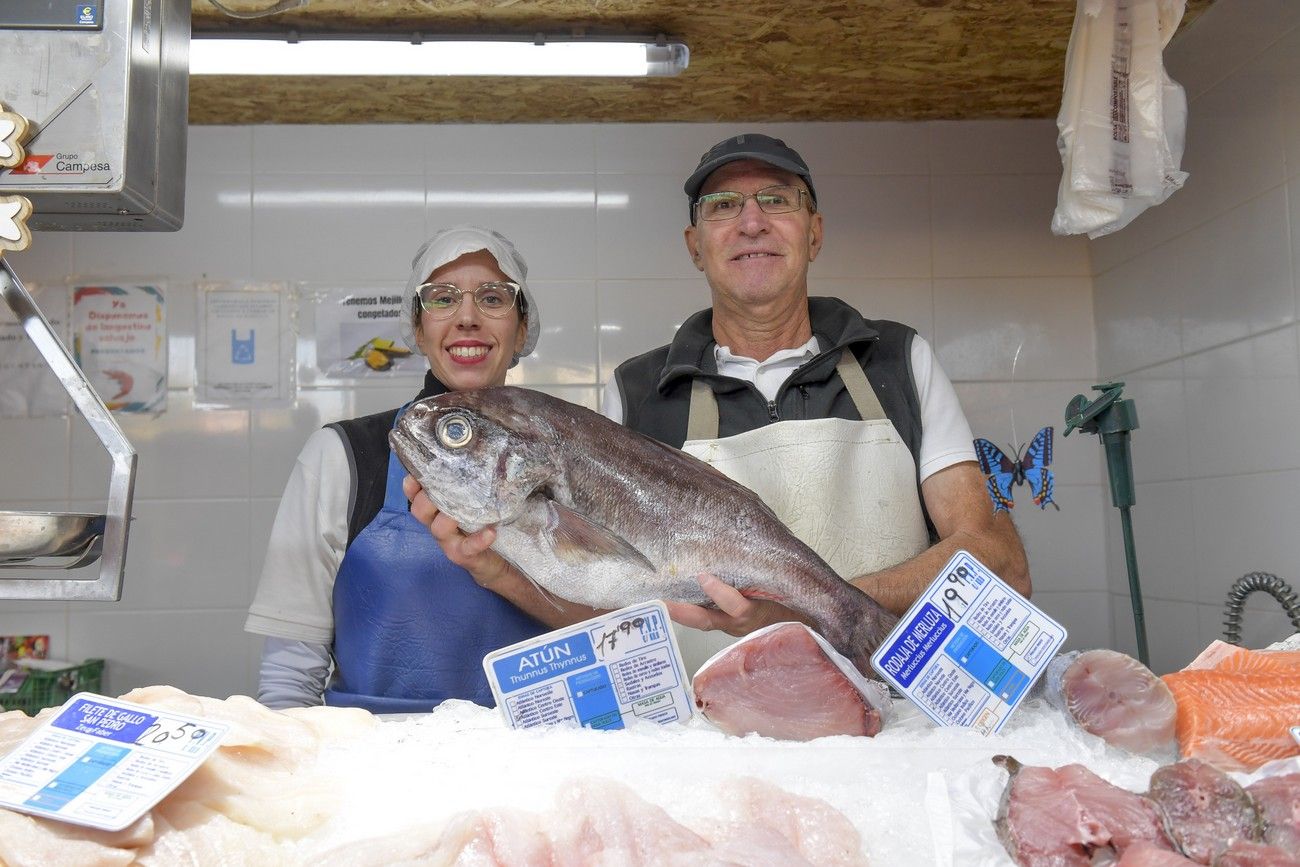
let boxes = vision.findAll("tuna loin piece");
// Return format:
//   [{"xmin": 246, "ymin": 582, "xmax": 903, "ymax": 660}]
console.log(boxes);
[
  {"xmin": 993, "ymin": 755, "xmax": 1177, "ymax": 867},
  {"xmin": 1114, "ymin": 841, "xmax": 1200, "ymax": 865},
  {"xmin": 1247, "ymin": 773, "xmax": 1300, "ymax": 853},
  {"xmin": 1214, "ymin": 840, "xmax": 1300, "ymax": 866},
  {"xmin": 1146, "ymin": 758, "xmax": 1262, "ymax": 863},
  {"xmin": 692, "ymin": 623, "xmax": 881, "ymax": 740},
  {"xmin": 1044, "ymin": 649, "xmax": 1177, "ymax": 753}
]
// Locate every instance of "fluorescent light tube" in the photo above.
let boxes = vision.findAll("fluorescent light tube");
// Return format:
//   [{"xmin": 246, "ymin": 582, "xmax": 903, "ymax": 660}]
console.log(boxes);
[{"xmin": 190, "ymin": 36, "xmax": 689, "ymax": 77}]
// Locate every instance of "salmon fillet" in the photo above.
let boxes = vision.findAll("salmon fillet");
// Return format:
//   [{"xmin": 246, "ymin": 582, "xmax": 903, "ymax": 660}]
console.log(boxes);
[
  {"xmin": 1184, "ymin": 640, "xmax": 1300, "ymax": 675},
  {"xmin": 1160, "ymin": 670, "xmax": 1300, "ymax": 772},
  {"xmin": 1210, "ymin": 648, "xmax": 1300, "ymax": 675}
]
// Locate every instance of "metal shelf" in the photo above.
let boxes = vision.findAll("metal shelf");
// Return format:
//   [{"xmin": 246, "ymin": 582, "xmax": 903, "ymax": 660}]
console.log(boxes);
[{"xmin": 0, "ymin": 258, "xmax": 136, "ymax": 600}]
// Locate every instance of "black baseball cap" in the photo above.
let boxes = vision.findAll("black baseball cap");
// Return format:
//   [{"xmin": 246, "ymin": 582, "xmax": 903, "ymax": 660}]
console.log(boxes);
[{"xmin": 683, "ymin": 133, "xmax": 817, "ymax": 221}]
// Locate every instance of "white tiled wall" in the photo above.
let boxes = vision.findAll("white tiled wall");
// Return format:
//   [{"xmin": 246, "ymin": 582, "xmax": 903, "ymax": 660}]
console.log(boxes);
[
  {"xmin": 2, "ymin": 117, "xmax": 1098, "ymax": 700},
  {"xmin": 1092, "ymin": 0, "xmax": 1300, "ymax": 673}
]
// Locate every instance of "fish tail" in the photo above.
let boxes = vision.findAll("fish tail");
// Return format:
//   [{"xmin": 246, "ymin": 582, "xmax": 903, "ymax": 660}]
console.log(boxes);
[{"xmin": 843, "ymin": 593, "xmax": 900, "ymax": 680}]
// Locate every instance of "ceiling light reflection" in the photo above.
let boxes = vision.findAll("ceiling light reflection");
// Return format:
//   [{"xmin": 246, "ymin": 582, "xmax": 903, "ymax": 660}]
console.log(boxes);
[{"xmin": 223, "ymin": 191, "xmax": 626, "ymax": 208}]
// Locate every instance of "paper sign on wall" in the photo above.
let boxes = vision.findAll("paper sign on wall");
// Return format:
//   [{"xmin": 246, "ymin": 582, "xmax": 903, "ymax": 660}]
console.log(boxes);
[
  {"xmin": 0, "ymin": 283, "xmax": 68, "ymax": 418},
  {"xmin": 304, "ymin": 285, "xmax": 424, "ymax": 383},
  {"xmin": 197, "ymin": 285, "xmax": 293, "ymax": 406},
  {"xmin": 72, "ymin": 283, "xmax": 166, "ymax": 413}
]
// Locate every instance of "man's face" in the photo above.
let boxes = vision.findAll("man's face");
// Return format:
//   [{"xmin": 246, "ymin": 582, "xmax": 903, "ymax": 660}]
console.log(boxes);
[{"xmin": 684, "ymin": 159, "xmax": 823, "ymax": 311}]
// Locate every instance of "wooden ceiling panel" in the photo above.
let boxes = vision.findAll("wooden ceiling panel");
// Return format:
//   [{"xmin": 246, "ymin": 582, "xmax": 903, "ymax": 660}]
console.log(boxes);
[{"xmin": 189, "ymin": 0, "xmax": 1216, "ymax": 124}]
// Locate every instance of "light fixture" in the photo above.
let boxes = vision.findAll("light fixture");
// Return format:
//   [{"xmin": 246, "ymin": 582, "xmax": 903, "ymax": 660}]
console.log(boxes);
[{"xmin": 190, "ymin": 32, "xmax": 689, "ymax": 77}]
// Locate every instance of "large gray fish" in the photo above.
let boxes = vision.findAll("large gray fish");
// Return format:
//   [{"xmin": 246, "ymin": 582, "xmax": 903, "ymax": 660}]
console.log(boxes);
[{"xmin": 389, "ymin": 386, "xmax": 899, "ymax": 676}]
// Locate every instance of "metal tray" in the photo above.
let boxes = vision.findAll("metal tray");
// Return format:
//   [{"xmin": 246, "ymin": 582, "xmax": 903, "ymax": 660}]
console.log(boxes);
[{"xmin": 0, "ymin": 511, "xmax": 106, "ymax": 567}]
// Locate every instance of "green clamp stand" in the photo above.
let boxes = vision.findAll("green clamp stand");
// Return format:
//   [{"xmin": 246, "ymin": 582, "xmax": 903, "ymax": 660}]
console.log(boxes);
[{"xmin": 1064, "ymin": 382, "xmax": 1149, "ymax": 667}]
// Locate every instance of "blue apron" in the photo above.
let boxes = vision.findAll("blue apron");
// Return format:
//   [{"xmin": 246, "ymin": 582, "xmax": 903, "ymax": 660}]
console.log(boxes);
[{"xmin": 324, "ymin": 410, "xmax": 546, "ymax": 713}]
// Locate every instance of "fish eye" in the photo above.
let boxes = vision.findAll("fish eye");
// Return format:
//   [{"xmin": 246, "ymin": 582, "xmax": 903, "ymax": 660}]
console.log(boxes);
[{"xmin": 437, "ymin": 414, "xmax": 473, "ymax": 448}]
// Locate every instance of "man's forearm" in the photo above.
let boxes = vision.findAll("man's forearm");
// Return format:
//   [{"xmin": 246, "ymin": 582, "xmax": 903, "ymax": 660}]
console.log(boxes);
[{"xmin": 850, "ymin": 520, "xmax": 1029, "ymax": 616}]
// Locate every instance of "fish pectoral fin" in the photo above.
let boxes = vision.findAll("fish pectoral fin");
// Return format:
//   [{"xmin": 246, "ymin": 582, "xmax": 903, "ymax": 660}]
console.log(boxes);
[{"xmin": 544, "ymin": 502, "xmax": 654, "ymax": 571}]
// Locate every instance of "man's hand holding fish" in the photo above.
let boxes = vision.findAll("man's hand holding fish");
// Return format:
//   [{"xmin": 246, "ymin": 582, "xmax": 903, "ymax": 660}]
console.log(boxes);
[{"xmin": 663, "ymin": 574, "xmax": 816, "ymax": 637}]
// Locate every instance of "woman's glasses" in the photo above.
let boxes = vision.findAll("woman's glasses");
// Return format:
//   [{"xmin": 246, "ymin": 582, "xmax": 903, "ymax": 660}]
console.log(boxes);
[{"xmin": 417, "ymin": 281, "xmax": 520, "ymax": 320}]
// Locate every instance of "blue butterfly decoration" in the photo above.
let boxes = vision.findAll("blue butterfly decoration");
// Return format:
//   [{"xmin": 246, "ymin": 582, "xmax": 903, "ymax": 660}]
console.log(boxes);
[{"xmin": 973, "ymin": 426, "xmax": 1059, "ymax": 513}]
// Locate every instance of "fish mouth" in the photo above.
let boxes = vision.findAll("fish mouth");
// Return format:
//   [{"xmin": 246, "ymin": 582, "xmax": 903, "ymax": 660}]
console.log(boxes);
[{"xmin": 388, "ymin": 428, "xmax": 430, "ymax": 477}]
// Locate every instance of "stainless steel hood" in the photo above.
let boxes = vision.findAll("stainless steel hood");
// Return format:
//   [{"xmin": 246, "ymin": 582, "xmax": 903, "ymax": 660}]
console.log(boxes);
[{"xmin": 0, "ymin": 0, "xmax": 190, "ymax": 231}]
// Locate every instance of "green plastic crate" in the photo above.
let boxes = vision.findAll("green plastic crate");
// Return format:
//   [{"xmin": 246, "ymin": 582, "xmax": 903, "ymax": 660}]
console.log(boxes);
[{"xmin": 0, "ymin": 659, "xmax": 104, "ymax": 715}]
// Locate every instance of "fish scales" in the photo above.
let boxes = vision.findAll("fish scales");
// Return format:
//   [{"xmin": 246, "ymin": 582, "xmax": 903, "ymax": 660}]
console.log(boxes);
[{"xmin": 390, "ymin": 386, "xmax": 899, "ymax": 675}]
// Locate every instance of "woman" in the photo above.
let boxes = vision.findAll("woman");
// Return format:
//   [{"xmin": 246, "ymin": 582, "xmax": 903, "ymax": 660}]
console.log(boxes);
[{"xmin": 246, "ymin": 226, "xmax": 562, "ymax": 713}]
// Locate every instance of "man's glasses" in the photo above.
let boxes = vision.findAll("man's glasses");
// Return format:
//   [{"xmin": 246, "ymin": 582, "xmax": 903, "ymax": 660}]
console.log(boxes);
[
  {"xmin": 416, "ymin": 281, "xmax": 521, "ymax": 320},
  {"xmin": 693, "ymin": 184, "xmax": 813, "ymax": 222}
]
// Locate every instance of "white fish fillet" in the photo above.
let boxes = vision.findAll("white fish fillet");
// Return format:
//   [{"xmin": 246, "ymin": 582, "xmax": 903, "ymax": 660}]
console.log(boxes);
[
  {"xmin": 315, "ymin": 777, "xmax": 869, "ymax": 867},
  {"xmin": 0, "ymin": 808, "xmax": 146, "ymax": 867},
  {"xmin": 714, "ymin": 777, "xmax": 868, "ymax": 867},
  {"xmin": 1043, "ymin": 649, "xmax": 1177, "ymax": 753},
  {"xmin": 549, "ymin": 777, "xmax": 714, "ymax": 866},
  {"xmin": 1, "ymin": 688, "xmax": 870, "ymax": 866},
  {"xmin": 316, "ymin": 806, "xmax": 552, "ymax": 867},
  {"xmin": 135, "ymin": 800, "xmax": 300, "ymax": 866}
]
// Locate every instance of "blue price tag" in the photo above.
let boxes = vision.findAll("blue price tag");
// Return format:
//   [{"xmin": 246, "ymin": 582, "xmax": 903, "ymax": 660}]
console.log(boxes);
[
  {"xmin": 483, "ymin": 601, "xmax": 693, "ymax": 731},
  {"xmin": 53, "ymin": 698, "xmax": 156, "ymax": 742},
  {"xmin": 490, "ymin": 633, "xmax": 597, "ymax": 696},
  {"xmin": 0, "ymin": 693, "xmax": 226, "ymax": 831},
  {"xmin": 870, "ymin": 550, "xmax": 1067, "ymax": 735}
]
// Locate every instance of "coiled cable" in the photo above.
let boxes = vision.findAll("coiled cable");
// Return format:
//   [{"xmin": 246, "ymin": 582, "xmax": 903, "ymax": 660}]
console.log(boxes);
[{"xmin": 1222, "ymin": 571, "xmax": 1300, "ymax": 645}]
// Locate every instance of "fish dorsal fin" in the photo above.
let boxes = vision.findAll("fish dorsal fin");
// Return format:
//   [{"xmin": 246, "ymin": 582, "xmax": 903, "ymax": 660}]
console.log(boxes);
[{"xmin": 544, "ymin": 501, "xmax": 655, "ymax": 571}]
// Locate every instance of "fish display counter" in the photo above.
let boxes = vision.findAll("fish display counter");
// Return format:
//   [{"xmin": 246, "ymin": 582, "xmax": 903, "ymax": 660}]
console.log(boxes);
[
  {"xmin": 2, "ymin": 669, "xmax": 1296, "ymax": 866},
  {"xmin": 0, "ymin": 684, "xmax": 1148, "ymax": 865}
]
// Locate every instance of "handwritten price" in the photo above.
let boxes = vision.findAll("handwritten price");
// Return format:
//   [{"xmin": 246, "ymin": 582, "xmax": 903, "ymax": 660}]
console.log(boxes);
[
  {"xmin": 940, "ymin": 564, "xmax": 972, "ymax": 619},
  {"xmin": 134, "ymin": 719, "xmax": 212, "ymax": 752},
  {"xmin": 597, "ymin": 616, "xmax": 647, "ymax": 654}
]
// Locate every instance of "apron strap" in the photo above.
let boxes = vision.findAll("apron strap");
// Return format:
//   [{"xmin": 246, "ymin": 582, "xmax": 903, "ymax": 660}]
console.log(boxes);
[
  {"xmin": 685, "ymin": 350, "xmax": 886, "ymax": 440},
  {"xmin": 687, "ymin": 378, "xmax": 721, "ymax": 442},
  {"xmin": 834, "ymin": 351, "xmax": 887, "ymax": 422}
]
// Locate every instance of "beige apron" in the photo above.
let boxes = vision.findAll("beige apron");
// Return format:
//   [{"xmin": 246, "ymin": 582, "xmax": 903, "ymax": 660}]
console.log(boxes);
[{"xmin": 676, "ymin": 352, "xmax": 930, "ymax": 674}]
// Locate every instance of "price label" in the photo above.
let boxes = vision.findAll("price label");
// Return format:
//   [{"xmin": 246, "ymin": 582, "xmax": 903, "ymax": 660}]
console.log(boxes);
[
  {"xmin": 483, "ymin": 601, "xmax": 692, "ymax": 731},
  {"xmin": 870, "ymin": 550, "xmax": 1067, "ymax": 736},
  {"xmin": 0, "ymin": 693, "xmax": 226, "ymax": 831}
]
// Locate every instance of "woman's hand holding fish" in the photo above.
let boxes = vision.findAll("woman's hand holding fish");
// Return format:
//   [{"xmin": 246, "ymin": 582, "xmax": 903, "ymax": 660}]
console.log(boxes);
[
  {"xmin": 402, "ymin": 474, "xmax": 511, "ymax": 588},
  {"xmin": 401, "ymin": 474, "xmax": 604, "ymax": 629},
  {"xmin": 666, "ymin": 573, "xmax": 815, "ymax": 636}
]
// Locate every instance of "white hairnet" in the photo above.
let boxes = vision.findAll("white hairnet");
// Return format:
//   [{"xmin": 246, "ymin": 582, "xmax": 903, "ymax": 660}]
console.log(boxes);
[{"xmin": 399, "ymin": 225, "xmax": 539, "ymax": 367}]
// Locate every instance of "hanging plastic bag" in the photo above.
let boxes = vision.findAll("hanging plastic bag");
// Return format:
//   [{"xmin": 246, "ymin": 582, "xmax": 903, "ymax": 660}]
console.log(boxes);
[{"xmin": 1052, "ymin": 0, "xmax": 1189, "ymax": 239}]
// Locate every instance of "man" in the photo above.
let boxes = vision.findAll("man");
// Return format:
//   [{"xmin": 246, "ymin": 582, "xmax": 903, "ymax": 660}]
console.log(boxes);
[
  {"xmin": 599, "ymin": 133, "xmax": 1028, "ymax": 666},
  {"xmin": 408, "ymin": 133, "xmax": 1028, "ymax": 670}
]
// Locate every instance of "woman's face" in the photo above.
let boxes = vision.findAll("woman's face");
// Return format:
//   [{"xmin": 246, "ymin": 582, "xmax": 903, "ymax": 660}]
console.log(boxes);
[{"xmin": 413, "ymin": 249, "xmax": 527, "ymax": 391}]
